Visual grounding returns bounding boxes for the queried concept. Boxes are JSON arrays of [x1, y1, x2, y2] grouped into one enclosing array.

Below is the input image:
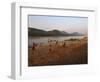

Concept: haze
[[28, 15, 88, 35]]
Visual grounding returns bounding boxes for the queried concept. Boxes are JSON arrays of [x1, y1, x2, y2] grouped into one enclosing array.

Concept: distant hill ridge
[[28, 27, 83, 36]]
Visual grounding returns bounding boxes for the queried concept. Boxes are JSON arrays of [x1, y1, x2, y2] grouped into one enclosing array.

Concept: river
[[28, 36, 85, 47]]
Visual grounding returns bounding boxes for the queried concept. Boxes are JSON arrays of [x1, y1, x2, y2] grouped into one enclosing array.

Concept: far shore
[[28, 35, 86, 38]]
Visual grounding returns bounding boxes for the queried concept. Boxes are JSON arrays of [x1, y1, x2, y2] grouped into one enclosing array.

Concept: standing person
[[32, 42, 36, 51], [62, 42, 66, 48]]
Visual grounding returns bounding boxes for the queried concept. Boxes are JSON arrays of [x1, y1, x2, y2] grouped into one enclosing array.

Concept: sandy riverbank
[[28, 37, 88, 66]]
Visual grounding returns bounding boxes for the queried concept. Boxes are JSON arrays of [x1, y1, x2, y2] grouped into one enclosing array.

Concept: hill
[[28, 27, 83, 36]]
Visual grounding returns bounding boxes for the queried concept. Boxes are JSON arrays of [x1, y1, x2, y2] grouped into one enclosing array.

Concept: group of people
[[32, 40, 67, 54]]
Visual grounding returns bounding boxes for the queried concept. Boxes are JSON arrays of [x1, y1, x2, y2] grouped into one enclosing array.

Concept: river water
[[28, 36, 85, 47]]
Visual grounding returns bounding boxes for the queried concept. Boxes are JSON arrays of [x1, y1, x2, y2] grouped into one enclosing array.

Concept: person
[[32, 42, 36, 51], [62, 42, 66, 48], [55, 40, 58, 45]]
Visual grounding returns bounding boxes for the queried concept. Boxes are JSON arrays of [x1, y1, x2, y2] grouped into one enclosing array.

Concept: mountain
[[28, 27, 83, 36], [61, 31, 69, 35], [70, 32, 83, 36], [48, 30, 63, 36], [28, 28, 48, 36]]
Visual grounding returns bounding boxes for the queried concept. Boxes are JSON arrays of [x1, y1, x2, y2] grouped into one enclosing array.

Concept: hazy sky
[[28, 15, 88, 34]]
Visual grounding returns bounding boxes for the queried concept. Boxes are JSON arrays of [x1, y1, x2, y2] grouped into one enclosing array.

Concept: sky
[[28, 15, 88, 35]]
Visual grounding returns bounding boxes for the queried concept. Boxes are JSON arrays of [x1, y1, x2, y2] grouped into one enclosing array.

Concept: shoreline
[[28, 36, 86, 47]]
